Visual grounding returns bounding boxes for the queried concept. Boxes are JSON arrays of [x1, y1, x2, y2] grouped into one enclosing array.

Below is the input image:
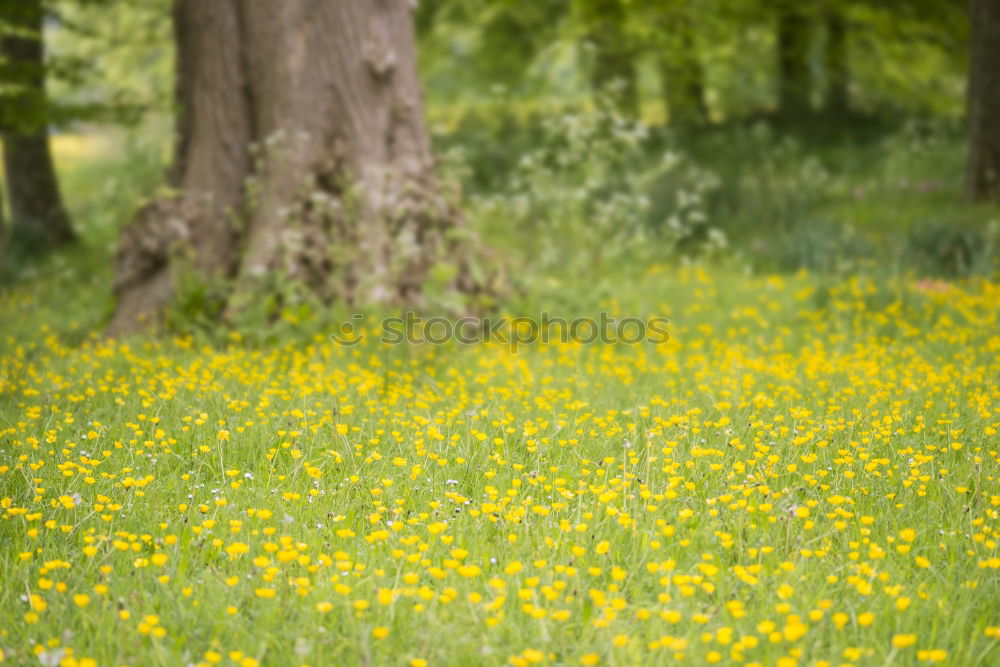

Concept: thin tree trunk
[[967, 0, 1000, 201], [824, 8, 849, 115], [0, 181, 7, 252], [586, 0, 639, 116], [776, 1, 811, 117], [110, 0, 491, 335], [0, 0, 74, 248], [659, 16, 708, 124]]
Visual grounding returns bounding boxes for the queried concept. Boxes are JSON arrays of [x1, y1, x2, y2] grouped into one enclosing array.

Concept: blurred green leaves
[[1, 0, 171, 133], [416, 0, 969, 122]]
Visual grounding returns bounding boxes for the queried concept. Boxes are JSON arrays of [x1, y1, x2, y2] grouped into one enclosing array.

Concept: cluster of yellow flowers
[[0, 268, 997, 665]]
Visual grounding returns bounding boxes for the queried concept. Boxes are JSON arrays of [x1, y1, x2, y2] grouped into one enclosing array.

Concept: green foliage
[[417, 0, 574, 101], [46, 0, 173, 126], [905, 219, 998, 279], [748, 218, 879, 275], [452, 101, 725, 294], [637, 117, 992, 277], [164, 257, 228, 335], [846, 1, 968, 116], [0, 0, 171, 134], [417, 0, 969, 122]]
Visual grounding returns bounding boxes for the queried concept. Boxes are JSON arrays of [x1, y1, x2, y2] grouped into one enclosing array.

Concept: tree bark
[[110, 0, 491, 335], [0, 0, 75, 249], [776, 1, 812, 117], [967, 0, 1000, 201], [824, 7, 849, 115]]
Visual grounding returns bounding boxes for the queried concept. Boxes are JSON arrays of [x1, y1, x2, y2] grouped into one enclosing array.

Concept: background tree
[[110, 0, 491, 334], [824, 3, 849, 115], [650, 0, 708, 124], [416, 0, 565, 97], [0, 0, 75, 249], [576, 0, 639, 115], [0, 182, 6, 248], [967, 0, 1000, 201], [775, 0, 813, 117]]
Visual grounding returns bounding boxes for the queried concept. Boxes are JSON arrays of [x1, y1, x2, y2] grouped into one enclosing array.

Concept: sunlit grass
[[0, 134, 120, 182]]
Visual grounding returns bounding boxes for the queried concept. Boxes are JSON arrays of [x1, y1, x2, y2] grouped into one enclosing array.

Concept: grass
[[1, 261, 998, 666], [0, 120, 998, 666]]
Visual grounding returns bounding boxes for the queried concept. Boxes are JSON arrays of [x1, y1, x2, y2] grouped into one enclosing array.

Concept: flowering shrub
[[461, 105, 725, 284]]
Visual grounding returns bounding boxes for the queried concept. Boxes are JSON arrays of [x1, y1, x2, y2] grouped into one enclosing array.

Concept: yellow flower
[[916, 649, 947, 662], [73, 594, 91, 608], [226, 542, 249, 558], [522, 649, 544, 663], [892, 634, 917, 648], [372, 626, 389, 639], [661, 610, 682, 623], [858, 612, 875, 627]]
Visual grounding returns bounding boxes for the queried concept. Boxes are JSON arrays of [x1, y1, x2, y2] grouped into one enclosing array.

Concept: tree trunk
[[776, 1, 812, 117], [824, 8, 849, 115], [110, 0, 492, 335], [967, 0, 1000, 201], [585, 0, 639, 116], [0, 0, 75, 249], [0, 181, 6, 252], [659, 15, 708, 125]]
